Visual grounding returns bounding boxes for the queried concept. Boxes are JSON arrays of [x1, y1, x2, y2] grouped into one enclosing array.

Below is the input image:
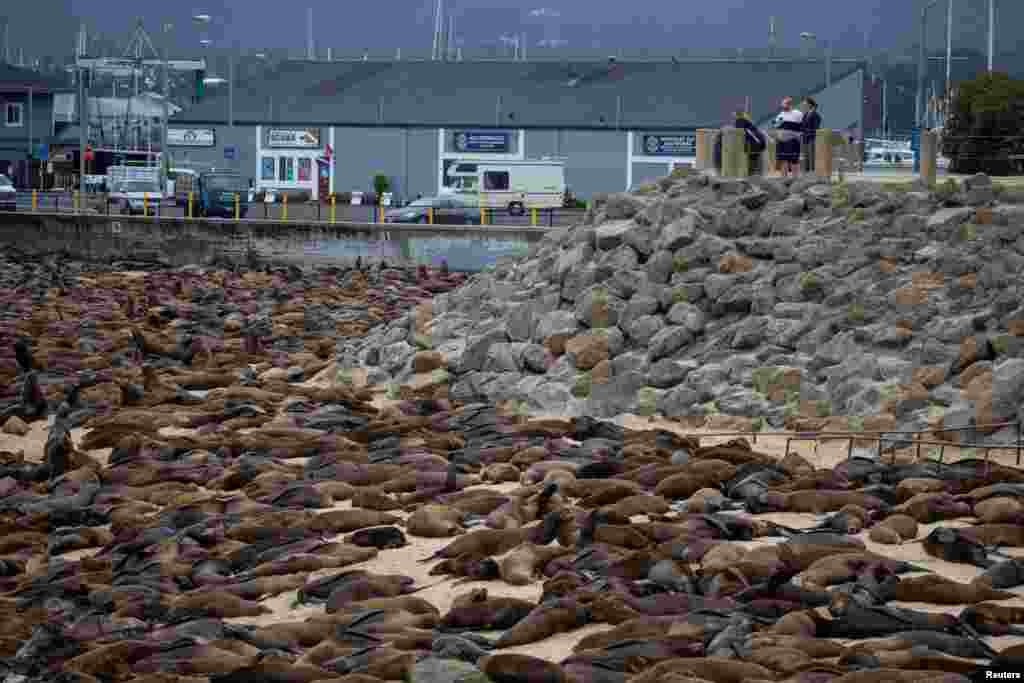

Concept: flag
[[325, 143, 333, 160]]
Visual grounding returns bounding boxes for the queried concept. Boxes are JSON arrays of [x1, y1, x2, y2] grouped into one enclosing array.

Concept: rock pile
[[350, 172, 1024, 445]]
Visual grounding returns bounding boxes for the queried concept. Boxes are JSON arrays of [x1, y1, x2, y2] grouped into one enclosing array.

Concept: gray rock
[[739, 189, 770, 211], [521, 344, 550, 374], [561, 264, 600, 302], [657, 385, 701, 418], [506, 302, 537, 342], [574, 287, 624, 328], [412, 657, 491, 683], [810, 330, 858, 371], [611, 351, 650, 378], [647, 250, 675, 285], [534, 310, 579, 345], [648, 359, 698, 389], [649, 326, 693, 361], [926, 207, 973, 232], [603, 193, 647, 220], [380, 341, 416, 374], [627, 315, 667, 346], [991, 358, 1024, 424], [595, 220, 636, 250], [484, 343, 525, 373], [620, 295, 661, 332], [731, 316, 768, 349], [605, 269, 645, 300], [703, 273, 738, 301], [586, 370, 647, 418], [598, 244, 641, 273], [460, 329, 511, 373], [666, 302, 706, 334], [658, 212, 701, 251], [556, 244, 591, 281], [622, 221, 659, 257]]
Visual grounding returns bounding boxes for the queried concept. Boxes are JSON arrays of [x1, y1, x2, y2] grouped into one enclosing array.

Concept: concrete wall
[[561, 130, 628, 197], [801, 69, 864, 138], [631, 162, 669, 189], [168, 125, 260, 186], [333, 127, 404, 198], [406, 129, 439, 200], [0, 212, 545, 269], [524, 130, 559, 159]]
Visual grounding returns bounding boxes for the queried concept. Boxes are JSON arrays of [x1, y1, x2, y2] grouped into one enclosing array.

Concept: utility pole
[[228, 51, 234, 128], [945, 0, 952, 104], [307, 8, 314, 60], [79, 64, 85, 192], [987, 0, 994, 71], [162, 23, 170, 176]]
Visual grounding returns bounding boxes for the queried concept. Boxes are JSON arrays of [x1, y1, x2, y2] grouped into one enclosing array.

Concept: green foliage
[[815, 400, 832, 418], [879, 383, 900, 403], [635, 387, 659, 417], [700, 400, 720, 416], [591, 286, 610, 304], [430, 368, 450, 386], [927, 402, 946, 420], [847, 303, 866, 324], [572, 372, 593, 399], [672, 287, 690, 304], [637, 182, 660, 194], [942, 72, 1024, 176], [373, 173, 391, 198], [386, 383, 401, 400], [751, 367, 782, 395], [670, 165, 693, 179], [414, 333, 433, 350], [992, 335, 1011, 355], [848, 416, 865, 432], [960, 448, 978, 459], [831, 183, 851, 209], [958, 223, 978, 241], [849, 207, 866, 223], [798, 272, 821, 292], [335, 367, 355, 387], [783, 395, 801, 419], [751, 416, 766, 432], [673, 255, 689, 273]]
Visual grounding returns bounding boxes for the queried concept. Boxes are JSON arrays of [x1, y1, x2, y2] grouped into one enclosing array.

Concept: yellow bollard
[[143, 192, 149, 217], [187, 192, 193, 218], [74, 190, 80, 212], [282, 193, 288, 221], [31, 190, 37, 212], [330, 194, 336, 223], [427, 207, 434, 224], [378, 206, 385, 223], [234, 193, 240, 221], [530, 207, 537, 226], [481, 206, 487, 225]]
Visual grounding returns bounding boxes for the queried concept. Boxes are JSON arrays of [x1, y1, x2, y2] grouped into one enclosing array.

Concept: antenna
[[769, 16, 776, 57], [432, 0, 444, 60], [1, 19, 8, 64], [306, 7, 314, 60]]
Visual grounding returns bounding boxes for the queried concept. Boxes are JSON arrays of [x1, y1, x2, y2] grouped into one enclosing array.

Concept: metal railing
[[1, 191, 584, 228]]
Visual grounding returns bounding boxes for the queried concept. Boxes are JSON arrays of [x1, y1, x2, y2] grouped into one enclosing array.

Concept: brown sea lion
[[627, 656, 776, 683], [406, 505, 466, 537], [975, 496, 1024, 524], [479, 653, 568, 683], [307, 508, 402, 534], [420, 528, 529, 562], [892, 574, 1016, 604], [654, 461, 738, 499], [603, 493, 671, 518], [440, 595, 536, 631], [350, 487, 402, 511], [166, 591, 272, 619], [493, 597, 591, 648], [500, 543, 573, 586], [482, 463, 521, 483]]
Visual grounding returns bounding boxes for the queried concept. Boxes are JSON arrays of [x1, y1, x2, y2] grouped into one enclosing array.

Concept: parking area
[[5, 192, 586, 227]]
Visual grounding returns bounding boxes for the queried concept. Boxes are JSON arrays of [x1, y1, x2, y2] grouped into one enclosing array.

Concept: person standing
[[773, 97, 804, 177], [801, 98, 822, 173]]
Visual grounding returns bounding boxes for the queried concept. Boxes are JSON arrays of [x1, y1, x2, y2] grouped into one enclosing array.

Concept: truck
[[107, 165, 164, 215], [441, 158, 565, 216], [195, 170, 248, 218]]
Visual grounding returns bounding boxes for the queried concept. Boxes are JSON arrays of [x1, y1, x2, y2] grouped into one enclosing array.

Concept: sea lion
[[493, 597, 591, 648], [892, 574, 1016, 604], [922, 527, 1000, 568], [420, 528, 530, 563], [407, 505, 466, 537], [346, 526, 407, 549], [429, 552, 501, 581], [500, 543, 573, 586], [350, 487, 402, 511], [440, 595, 537, 631], [479, 653, 568, 683], [974, 558, 1024, 590]]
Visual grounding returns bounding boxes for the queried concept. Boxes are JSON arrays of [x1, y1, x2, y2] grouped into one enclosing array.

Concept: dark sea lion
[[345, 526, 407, 549], [429, 552, 501, 581], [440, 596, 537, 631], [921, 527, 1000, 568], [493, 598, 591, 648]]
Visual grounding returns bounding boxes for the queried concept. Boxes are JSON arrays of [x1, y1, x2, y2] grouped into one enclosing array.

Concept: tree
[[942, 72, 1024, 175], [373, 173, 390, 202]]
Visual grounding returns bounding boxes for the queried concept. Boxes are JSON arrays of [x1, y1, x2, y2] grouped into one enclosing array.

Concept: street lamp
[[800, 32, 832, 87]]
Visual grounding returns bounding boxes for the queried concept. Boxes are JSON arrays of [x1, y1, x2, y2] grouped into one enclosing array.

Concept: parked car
[[0, 175, 15, 211], [384, 195, 481, 224], [112, 180, 164, 215], [196, 171, 248, 218]]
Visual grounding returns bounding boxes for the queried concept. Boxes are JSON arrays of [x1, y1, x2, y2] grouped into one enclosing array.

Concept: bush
[[847, 303, 866, 324], [572, 372, 593, 399], [635, 387, 658, 417], [815, 400, 832, 418], [672, 255, 689, 273], [798, 272, 820, 292], [942, 72, 1024, 176], [958, 223, 978, 241], [671, 287, 689, 304], [992, 335, 1010, 355], [751, 367, 782, 395], [849, 207, 865, 223], [848, 416, 865, 432], [373, 173, 391, 198]]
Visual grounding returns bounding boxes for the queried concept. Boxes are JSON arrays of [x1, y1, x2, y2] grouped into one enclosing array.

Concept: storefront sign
[[168, 128, 215, 147], [224, 146, 236, 160], [641, 133, 696, 156], [267, 128, 321, 148], [453, 131, 510, 153]]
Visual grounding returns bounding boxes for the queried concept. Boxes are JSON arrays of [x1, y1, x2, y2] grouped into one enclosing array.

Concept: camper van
[[442, 158, 565, 215]]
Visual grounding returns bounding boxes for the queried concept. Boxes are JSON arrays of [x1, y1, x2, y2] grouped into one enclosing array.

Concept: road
[[5, 192, 586, 228]]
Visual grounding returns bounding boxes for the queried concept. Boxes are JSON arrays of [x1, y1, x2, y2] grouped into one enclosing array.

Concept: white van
[[442, 158, 565, 215]]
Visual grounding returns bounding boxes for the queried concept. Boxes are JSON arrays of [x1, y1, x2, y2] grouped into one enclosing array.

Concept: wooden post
[[920, 129, 938, 188], [815, 128, 834, 179], [763, 138, 778, 176], [427, 207, 434, 224], [721, 127, 747, 178], [330, 194, 336, 223], [187, 191, 193, 218], [695, 129, 708, 170], [283, 193, 288, 221]]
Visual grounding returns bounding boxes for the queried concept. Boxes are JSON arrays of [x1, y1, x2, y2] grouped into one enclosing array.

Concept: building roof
[[170, 59, 863, 130], [0, 64, 72, 93]]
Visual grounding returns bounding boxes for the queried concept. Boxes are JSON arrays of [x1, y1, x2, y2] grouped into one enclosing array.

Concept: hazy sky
[[0, 0, 1008, 60]]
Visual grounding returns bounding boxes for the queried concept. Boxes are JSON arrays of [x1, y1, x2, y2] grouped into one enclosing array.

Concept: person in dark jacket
[[735, 112, 767, 175], [801, 97, 822, 173]]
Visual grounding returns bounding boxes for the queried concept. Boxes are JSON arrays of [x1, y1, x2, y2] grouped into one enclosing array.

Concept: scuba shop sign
[[266, 128, 322, 148]]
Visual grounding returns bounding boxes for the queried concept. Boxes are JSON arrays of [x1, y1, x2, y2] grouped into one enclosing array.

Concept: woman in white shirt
[[773, 97, 805, 177]]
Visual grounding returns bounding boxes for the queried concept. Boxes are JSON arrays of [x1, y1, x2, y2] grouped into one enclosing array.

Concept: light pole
[[987, 0, 994, 71], [161, 22, 171, 173], [800, 32, 831, 88]]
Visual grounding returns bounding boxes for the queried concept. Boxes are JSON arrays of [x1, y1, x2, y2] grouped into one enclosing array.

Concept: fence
[[0, 191, 585, 228]]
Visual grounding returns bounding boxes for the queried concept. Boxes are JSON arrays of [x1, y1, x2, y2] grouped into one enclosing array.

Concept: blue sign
[[453, 131, 510, 153], [224, 145, 236, 160], [36, 144, 48, 161], [911, 128, 920, 172], [642, 133, 696, 156]]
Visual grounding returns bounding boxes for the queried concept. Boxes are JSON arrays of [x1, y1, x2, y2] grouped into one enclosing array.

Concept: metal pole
[[988, 0, 994, 71], [162, 28, 169, 184], [228, 51, 234, 128], [79, 66, 86, 192], [825, 40, 831, 87], [945, 0, 952, 103], [27, 86, 32, 188], [882, 78, 888, 136], [917, 7, 926, 127]]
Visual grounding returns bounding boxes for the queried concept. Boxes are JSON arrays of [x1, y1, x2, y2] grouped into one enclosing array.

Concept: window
[[483, 171, 509, 191], [285, 157, 295, 181], [298, 158, 312, 182], [279, 157, 288, 182], [261, 157, 275, 181], [5, 103, 23, 127]]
